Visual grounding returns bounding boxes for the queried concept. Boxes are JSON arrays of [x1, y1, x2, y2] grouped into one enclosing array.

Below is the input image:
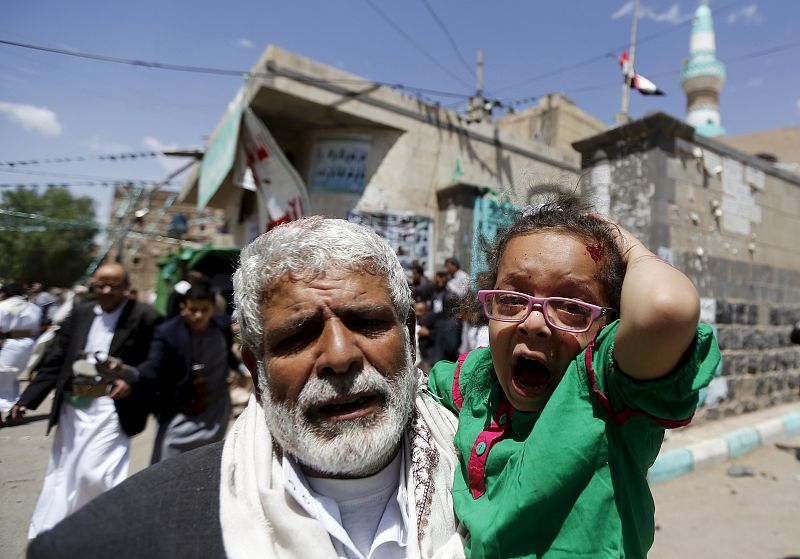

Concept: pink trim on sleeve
[[584, 339, 694, 429]]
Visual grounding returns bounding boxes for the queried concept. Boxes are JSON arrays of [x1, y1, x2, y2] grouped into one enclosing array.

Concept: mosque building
[[681, 3, 726, 137]]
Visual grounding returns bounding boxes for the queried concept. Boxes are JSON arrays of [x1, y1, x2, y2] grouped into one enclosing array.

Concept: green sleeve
[[589, 321, 721, 422], [426, 358, 459, 415]]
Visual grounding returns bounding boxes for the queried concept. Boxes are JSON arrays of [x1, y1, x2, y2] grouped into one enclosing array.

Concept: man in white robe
[[11, 263, 162, 537], [0, 282, 41, 415]]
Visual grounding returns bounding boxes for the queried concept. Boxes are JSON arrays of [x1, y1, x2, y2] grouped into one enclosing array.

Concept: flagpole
[[618, 0, 640, 123]]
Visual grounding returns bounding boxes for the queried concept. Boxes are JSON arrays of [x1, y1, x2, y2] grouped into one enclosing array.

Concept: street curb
[[647, 412, 800, 484]]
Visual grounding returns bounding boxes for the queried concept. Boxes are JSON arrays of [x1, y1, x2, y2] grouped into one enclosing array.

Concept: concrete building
[[574, 112, 800, 419], [107, 185, 227, 301], [495, 93, 608, 158], [181, 46, 601, 275], [681, 3, 726, 137], [721, 126, 800, 176]]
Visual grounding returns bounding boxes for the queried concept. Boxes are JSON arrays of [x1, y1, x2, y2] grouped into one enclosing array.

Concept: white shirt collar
[[281, 443, 409, 559], [93, 298, 128, 318]]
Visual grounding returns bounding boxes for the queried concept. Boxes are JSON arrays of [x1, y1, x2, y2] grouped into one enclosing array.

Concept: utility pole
[[466, 49, 498, 123], [476, 49, 484, 99], [616, 0, 640, 125]]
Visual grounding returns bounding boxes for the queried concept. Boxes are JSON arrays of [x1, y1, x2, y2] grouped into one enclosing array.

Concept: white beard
[[259, 348, 417, 477]]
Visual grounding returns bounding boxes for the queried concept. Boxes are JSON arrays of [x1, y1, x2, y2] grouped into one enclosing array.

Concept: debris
[[775, 443, 800, 461], [726, 465, 754, 477]]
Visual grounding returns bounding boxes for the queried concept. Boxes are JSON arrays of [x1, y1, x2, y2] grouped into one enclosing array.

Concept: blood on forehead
[[585, 242, 604, 264]]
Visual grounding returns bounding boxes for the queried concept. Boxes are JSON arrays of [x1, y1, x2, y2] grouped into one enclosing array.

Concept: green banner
[[198, 101, 243, 208]]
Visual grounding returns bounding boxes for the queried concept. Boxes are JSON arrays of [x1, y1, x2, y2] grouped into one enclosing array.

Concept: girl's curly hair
[[459, 189, 626, 321]]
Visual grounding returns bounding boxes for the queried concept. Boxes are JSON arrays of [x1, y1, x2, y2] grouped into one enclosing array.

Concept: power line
[[0, 38, 248, 77], [0, 167, 175, 184], [0, 180, 180, 189], [361, 0, 473, 89], [0, 37, 471, 102], [0, 151, 159, 168], [419, 0, 475, 81], [492, 0, 755, 95], [499, 36, 800, 108]]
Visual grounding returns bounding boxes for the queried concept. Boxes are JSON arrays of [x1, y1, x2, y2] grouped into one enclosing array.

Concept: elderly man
[[12, 263, 162, 538], [28, 218, 464, 559]]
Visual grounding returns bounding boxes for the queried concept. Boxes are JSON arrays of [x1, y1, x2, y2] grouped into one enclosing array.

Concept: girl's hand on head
[[586, 213, 648, 265]]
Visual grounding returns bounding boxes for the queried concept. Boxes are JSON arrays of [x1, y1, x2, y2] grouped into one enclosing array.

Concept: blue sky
[[1, 0, 797, 225]]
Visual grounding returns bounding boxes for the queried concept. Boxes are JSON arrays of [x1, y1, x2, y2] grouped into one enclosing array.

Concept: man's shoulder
[[157, 313, 188, 333], [126, 300, 164, 325], [28, 443, 225, 559]]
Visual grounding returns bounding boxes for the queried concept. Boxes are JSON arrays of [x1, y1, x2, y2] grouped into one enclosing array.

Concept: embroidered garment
[[219, 388, 466, 559]]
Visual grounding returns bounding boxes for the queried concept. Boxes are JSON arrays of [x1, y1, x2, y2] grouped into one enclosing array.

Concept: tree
[[0, 187, 99, 287]]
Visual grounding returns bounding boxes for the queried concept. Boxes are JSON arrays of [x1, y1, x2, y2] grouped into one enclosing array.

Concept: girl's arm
[[612, 225, 701, 381]]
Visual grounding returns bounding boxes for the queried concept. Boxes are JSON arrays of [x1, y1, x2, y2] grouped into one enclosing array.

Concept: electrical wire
[[0, 181, 180, 189], [498, 35, 800, 108], [0, 37, 472, 102], [0, 167, 175, 185], [361, 0, 473, 89], [419, 0, 475, 81], [0, 151, 159, 168], [492, 0, 757, 95]]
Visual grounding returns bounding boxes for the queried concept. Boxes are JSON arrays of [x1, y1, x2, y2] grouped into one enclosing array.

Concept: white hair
[[233, 216, 413, 356]]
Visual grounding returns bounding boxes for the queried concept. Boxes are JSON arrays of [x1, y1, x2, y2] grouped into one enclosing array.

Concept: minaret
[[681, 3, 726, 137]]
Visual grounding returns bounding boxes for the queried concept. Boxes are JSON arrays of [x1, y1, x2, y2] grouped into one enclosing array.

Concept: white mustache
[[296, 366, 390, 413]]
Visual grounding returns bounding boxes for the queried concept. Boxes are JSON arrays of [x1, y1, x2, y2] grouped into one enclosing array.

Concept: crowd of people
[[409, 258, 489, 373], [1, 189, 723, 558]]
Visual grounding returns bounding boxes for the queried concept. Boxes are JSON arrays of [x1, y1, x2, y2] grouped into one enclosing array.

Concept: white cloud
[[84, 136, 131, 153], [611, 2, 692, 24], [727, 4, 762, 24], [236, 37, 254, 49], [0, 101, 62, 137], [143, 136, 183, 172]]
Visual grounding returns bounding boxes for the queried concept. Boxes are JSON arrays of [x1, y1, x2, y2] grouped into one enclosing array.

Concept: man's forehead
[[261, 270, 394, 314], [185, 298, 213, 307], [94, 265, 126, 281]]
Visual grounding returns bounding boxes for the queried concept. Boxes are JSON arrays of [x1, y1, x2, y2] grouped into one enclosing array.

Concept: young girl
[[427, 193, 720, 558]]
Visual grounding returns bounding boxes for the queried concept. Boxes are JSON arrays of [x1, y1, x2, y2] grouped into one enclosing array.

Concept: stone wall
[[676, 253, 800, 420], [574, 113, 800, 422]]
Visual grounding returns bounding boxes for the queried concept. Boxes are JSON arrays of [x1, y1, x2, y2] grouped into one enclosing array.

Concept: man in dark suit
[[143, 283, 241, 463], [10, 262, 162, 538]]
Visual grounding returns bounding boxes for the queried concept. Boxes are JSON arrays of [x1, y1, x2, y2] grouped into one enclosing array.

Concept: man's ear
[[241, 346, 262, 403], [405, 309, 417, 364]]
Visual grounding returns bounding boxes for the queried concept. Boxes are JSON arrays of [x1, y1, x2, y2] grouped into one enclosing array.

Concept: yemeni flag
[[619, 52, 665, 96]]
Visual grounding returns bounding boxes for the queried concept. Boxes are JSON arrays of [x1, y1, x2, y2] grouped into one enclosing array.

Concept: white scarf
[[220, 391, 466, 559]]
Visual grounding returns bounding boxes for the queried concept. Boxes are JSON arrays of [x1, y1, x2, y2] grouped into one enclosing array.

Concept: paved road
[[3, 405, 799, 559], [650, 434, 800, 559], [0, 405, 158, 559]]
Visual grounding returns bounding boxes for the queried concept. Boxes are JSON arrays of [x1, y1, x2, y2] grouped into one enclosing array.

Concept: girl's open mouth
[[511, 357, 551, 397]]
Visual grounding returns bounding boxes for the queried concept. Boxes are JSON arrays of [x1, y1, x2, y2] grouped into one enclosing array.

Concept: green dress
[[427, 321, 720, 558]]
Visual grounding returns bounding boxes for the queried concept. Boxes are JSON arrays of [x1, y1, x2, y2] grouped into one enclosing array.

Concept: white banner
[[236, 108, 311, 232]]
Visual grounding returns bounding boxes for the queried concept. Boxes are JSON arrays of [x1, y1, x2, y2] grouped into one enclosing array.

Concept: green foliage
[[0, 187, 99, 287]]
